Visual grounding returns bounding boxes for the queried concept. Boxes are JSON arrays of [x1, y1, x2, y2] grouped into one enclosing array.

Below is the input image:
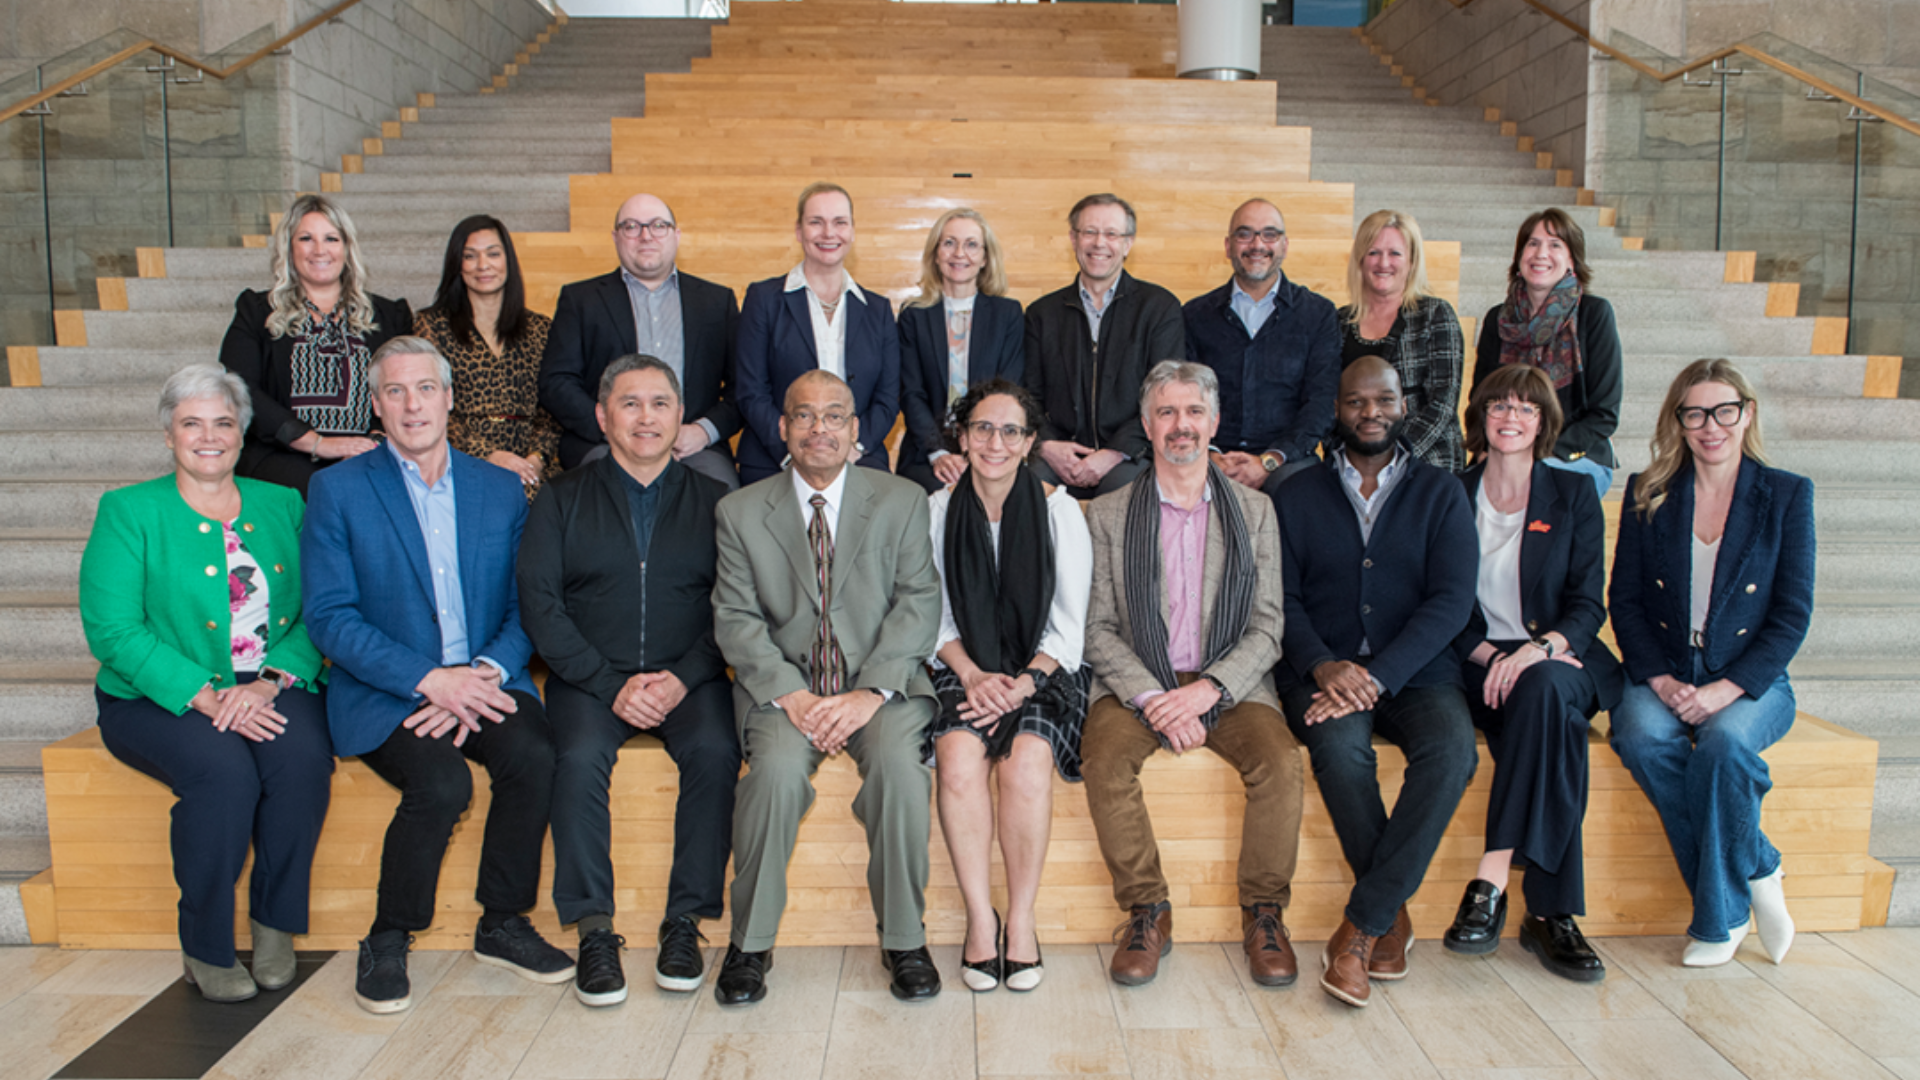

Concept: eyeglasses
[[1487, 401, 1541, 419], [1675, 400, 1748, 430], [615, 218, 676, 239], [966, 420, 1033, 443], [787, 408, 850, 431], [1231, 227, 1285, 244], [1074, 228, 1132, 244]]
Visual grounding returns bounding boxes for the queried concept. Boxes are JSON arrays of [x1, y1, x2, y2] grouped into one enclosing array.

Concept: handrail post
[[1846, 72, 1863, 356], [34, 66, 54, 346]]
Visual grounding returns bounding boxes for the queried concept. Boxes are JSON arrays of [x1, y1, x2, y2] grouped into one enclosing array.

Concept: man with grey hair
[[517, 354, 740, 1007], [541, 192, 742, 486], [1078, 360, 1302, 989], [305, 336, 572, 1015]]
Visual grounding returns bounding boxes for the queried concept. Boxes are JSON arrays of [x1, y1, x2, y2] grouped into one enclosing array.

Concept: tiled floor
[[6, 929, 1919, 1080]]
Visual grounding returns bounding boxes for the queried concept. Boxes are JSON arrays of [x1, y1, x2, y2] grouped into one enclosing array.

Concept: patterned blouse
[[1338, 294, 1466, 473], [225, 521, 270, 673], [414, 308, 560, 495], [289, 299, 373, 435]]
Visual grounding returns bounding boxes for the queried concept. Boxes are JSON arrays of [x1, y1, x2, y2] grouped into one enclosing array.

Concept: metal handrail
[[1442, 0, 1920, 138], [0, 0, 366, 125]]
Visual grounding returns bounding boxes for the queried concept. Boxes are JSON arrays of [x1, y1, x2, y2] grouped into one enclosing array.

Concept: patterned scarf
[[1495, 272, 1583, 390], [1120, 463, 1255, 733]]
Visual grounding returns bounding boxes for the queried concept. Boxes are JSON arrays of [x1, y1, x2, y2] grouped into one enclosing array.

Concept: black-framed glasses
[[615, 218, 676, 239], [787, 408, 850, 431], [966, 420, 1033, 443], [1487, 401, 1541, 419], [1675, 400, 1748, 430], [1231, 227, 1285, 244]]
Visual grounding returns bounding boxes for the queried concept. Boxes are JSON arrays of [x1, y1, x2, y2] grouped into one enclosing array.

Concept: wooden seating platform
[[25, 713, 1890, 951]]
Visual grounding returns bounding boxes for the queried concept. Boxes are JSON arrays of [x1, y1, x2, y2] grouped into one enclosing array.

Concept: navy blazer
[[1275, 449, 1479, 695], [302, 445, 536, 758], [1457, 462, 1623, 710], [1610, 457, 1815, 697], [896, 294, 1024, 469], [1183, 274, 1340, 465], [539, 269, 741, 469], [733, 275, 900, 483]]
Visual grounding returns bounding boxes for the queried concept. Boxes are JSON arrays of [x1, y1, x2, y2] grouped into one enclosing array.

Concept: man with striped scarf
[[1080, 360, 1304, 990]]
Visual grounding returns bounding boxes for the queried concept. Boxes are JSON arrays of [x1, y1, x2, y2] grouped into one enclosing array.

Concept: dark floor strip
[[54, 952, 331, 1080]]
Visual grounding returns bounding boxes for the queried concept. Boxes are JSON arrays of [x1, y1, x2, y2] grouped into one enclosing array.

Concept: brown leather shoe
[[1321, 918, 1375, 1007], [1241, 903, 1297, 987], [1368, 905, 1413, 981], [1109, 901, 1172, 986]]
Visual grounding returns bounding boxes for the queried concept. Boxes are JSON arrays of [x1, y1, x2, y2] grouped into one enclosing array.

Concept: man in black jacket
[[517, 354, 741, 1007], [1022, 193, 1186, 498], [540, 192, 741, 486], [1273, 356, 1479, 1009]]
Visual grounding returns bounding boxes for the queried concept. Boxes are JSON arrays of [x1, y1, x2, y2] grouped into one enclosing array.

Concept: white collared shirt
[[791, 463, 850, 543], [784, 265, 865, 379]]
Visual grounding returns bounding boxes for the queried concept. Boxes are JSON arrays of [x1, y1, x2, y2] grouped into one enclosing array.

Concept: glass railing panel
[[0, 63, 51, 351], [165, 25, 286, 250], [1594, 30, 1723, 254], [1851, 72, 1920, 361]]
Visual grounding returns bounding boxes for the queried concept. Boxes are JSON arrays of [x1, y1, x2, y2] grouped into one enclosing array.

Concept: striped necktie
[[807, 494, 845, 694]]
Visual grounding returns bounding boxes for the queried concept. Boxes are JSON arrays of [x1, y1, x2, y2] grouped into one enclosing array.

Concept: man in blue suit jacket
[[304, 337, 573, 1016]]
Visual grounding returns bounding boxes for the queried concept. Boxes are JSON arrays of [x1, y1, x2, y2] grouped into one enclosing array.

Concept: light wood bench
[[26, 713, 1888, 951], [639, 74, 1278, 126]]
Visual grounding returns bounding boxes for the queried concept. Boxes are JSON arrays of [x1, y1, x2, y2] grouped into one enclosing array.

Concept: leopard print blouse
[[414, 308, 561, 496]]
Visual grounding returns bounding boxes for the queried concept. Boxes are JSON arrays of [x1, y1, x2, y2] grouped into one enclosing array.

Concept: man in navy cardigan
[[1185, 199, 1340, 496], [1272, 356, 1479, 1009], [305, 338, 572, 1015]]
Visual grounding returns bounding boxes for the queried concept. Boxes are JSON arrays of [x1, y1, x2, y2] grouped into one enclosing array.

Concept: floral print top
[[225, 520, 270, 673]]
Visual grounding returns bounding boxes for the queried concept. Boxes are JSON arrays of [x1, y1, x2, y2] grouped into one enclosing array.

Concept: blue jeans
[[1544, 455, 1613, 500], [1608, 657, 1795, 943]]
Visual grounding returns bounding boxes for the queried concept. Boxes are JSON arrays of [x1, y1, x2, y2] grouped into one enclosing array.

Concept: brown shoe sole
[[1368, 936, 1413, 981], [1318, 952, 1370, 1007]]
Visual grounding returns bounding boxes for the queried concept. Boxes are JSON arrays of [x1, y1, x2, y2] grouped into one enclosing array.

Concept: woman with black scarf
[[927, 379, 1093, 995]]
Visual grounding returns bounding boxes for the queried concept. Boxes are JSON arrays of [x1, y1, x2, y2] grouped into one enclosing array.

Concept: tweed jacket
[[1082, 476, 1284, 712], [712, 464, 941, 707]]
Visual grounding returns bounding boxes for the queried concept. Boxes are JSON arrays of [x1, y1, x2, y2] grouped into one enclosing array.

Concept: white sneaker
[[1681, 919, 1750, 967], [1750, 866, 1795, 963]]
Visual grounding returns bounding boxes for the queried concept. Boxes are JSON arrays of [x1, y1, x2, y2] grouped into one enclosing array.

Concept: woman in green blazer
[[79, 364, 334, 1003]]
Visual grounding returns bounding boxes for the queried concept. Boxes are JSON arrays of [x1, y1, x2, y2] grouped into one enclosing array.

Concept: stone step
[[337, 172, 579, 197], [428, 91, 649, 112], [360, 151, 614, 175], [80, 311, 228, 350], [0, 386, 154, 430], [0, 743, 48, 839], [1326, 170, 1565, 195], [0, 481, 129, 531], [0, 677, 93, 745], [0, 431, 169, 481], [35, 348, 219, 387], [0, 597, 82, 664], [313, 208, 572, 238], [0, 535, 86, 593]]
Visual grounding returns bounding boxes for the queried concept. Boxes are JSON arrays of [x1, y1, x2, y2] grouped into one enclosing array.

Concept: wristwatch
[[257, 665, 301, 691], [1260, 451, 1285, 473], [1201, 673, 1233, 706], [1017, 667, 1052, 693], [1530, 636, 1556, 658]]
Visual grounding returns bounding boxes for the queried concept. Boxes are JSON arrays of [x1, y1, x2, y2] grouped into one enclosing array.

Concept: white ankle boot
[[1749, 867, 1795, 963], [1681, 919, 1750, 967]]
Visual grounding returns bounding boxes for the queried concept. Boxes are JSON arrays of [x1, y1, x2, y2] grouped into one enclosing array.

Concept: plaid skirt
[[925, 663, 1091, 782]]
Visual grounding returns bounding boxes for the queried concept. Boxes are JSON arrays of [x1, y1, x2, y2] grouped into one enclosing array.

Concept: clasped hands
[[193, 680, 286, 742], [1475, 639, 1583, 709], [1138, 679, 1220, 754], [405, 664, 518, 746], [1649, 673, 1745, 725], [1302, 660, 1379, 725], [613, 670, 688, 730], [1039, 440, 1123, 489], [777, 687, 883, 755], [1210, 450, 1270, 490]]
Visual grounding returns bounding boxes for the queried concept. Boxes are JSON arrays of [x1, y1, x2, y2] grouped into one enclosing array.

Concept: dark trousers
[[547, 675, 741, 926], [356, 689, 553, 934], [96, 681, 334, 966], [1463, 648, 1601, 918], [1283, 680, 1478, 937], [1028, 454, 1149, 500]]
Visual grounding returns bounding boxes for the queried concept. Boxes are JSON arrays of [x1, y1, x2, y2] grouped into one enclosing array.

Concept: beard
[[1157, 430, 1208, 466], [1333, 415, 1406, 457]]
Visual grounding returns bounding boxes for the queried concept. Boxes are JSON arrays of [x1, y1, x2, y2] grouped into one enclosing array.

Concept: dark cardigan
[[1022, 270, 1185, 460], [1609, 457, 1816, 697], [1475, 293, 1623, 468], [1275, 449, 1479, 695]]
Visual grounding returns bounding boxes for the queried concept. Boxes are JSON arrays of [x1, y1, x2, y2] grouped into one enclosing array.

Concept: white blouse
[[1475, 487, 1528, 642], [926, 485, 1093, 671]]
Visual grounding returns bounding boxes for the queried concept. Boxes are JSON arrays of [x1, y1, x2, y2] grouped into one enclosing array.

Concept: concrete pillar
[[1177, 0, 1261, 81]]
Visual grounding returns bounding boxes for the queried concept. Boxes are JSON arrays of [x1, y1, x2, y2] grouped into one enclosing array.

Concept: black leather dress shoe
[[714, 945, 772, 1005], [1520, 914, 1606, 983], [881, 946, 943, 1002], [1443, 879, 1507, 955]]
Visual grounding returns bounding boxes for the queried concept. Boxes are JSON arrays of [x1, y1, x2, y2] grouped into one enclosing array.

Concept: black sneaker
[[474, 915, 576, 984], [575, 928, 628, 1007], [354, 930, 413, 1014], [656, 915, 707, 991]]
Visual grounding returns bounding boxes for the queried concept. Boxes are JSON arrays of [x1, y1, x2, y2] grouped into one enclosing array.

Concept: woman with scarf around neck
[[1474, 208, 1623, 499], [925, 379, 1093, 994]]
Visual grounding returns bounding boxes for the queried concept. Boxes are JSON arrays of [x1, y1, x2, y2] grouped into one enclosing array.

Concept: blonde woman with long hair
[[1608, 358, 1814, 968], [1339, 209, 1466, 470], [897, 208, 1025, 492], [218, 194, 412, 495]]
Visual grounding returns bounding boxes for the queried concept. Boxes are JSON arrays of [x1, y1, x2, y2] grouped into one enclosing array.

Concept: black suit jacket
[[1456, 461, 1623, 709], [540, 269, 741, 469], [896, 294, 1024, 470], [515, 454, 730, 706], [218, 288, 413, 462], [1275, 449, 1479, 695]]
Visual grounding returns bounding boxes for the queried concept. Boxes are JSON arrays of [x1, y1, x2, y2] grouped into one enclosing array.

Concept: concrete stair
[[0, 16, 719, 941]]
